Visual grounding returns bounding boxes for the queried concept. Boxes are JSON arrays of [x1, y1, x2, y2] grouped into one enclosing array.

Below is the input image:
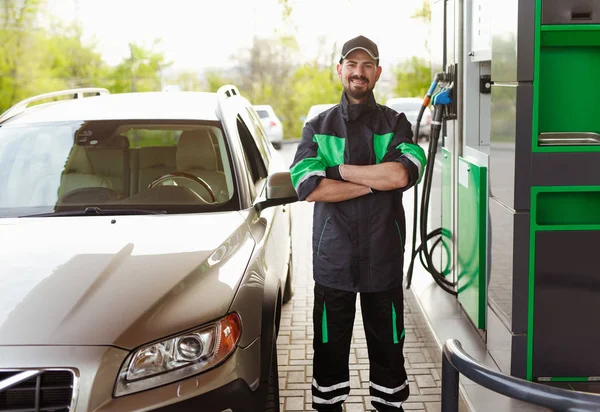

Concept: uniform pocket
[[394, 220, 404, 249], [316, 217, 331, 256]]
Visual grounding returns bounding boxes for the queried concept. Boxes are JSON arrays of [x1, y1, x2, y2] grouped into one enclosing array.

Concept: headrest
[[64, 145, 94, 174], [138, 146, 177, 168], [176, 129, 217, 171]]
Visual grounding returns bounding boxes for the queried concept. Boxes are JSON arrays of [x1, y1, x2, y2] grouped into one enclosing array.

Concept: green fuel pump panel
[[431, 0, 600, 386]]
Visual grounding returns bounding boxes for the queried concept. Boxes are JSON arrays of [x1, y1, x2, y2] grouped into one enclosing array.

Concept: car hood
[[0, 212, 255, 349]]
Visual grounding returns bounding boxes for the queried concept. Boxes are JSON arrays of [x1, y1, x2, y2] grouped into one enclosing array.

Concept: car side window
[[245, 107, 272, 165], [236, 115, 267, 184]]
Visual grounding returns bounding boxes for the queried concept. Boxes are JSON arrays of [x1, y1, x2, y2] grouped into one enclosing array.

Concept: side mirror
[[256, 171, 298, 212]]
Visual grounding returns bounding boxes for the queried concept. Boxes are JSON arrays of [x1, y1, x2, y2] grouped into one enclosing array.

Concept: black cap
[[339, 35, 379, 63]]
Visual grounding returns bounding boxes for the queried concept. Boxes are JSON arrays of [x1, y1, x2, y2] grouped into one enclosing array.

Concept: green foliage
[[0, 1, 172, 113], [107, 42, 171, 94], [411, 0, 431, 22], [0, 0, 432, 141], [204, 69, 233, 92], [287, 62, 342, 137], [391, 57, 431, 98]]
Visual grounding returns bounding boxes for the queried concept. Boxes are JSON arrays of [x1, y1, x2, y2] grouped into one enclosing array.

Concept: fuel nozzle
[[432, 83, 454, 124], [420, 72, 447, 108]]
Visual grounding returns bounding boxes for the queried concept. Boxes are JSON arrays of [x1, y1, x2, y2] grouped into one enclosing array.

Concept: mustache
[[349, 76, 369, 83]]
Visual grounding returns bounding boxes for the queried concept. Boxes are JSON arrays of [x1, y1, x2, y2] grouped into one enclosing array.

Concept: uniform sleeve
[[289, 123, 326, 201], [381, 112, 427, 191]]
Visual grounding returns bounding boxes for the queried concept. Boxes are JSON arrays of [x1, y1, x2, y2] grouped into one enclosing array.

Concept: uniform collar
[[340, 91, 378, 122]]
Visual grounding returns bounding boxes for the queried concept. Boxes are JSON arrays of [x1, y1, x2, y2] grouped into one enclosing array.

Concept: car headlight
[[114, 313, 242, 397]]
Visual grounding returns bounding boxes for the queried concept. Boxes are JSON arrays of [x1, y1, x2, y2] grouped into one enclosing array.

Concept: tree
[[42, 22, 108, 89], [203, 69, 233, 92], [411, 0, 431, 22], [108, 41, 172, 94], [0, 0, 45, 112], [411, 0, 432, 56], [286, 62, 342, 137], [169, 70, 204, 92], [391, 57, 431, 98], [233, 35, 300, 136]]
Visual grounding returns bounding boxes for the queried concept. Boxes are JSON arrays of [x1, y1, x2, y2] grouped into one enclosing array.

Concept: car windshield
[[0, 120, 238, 218]]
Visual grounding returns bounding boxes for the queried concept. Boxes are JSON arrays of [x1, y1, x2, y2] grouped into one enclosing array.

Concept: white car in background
[[253, 105, 284, 149], [385, 97, 432, 141], [303, 103, 336, 127]]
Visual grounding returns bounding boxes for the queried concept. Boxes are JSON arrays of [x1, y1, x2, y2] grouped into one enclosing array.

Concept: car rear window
[[256, 110, 270, 119]]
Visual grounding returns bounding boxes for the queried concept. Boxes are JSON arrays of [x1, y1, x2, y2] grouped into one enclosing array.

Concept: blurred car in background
[[302, 103, 336, 128], [253, 104, 284, 149], [385, 97, 431, 141]]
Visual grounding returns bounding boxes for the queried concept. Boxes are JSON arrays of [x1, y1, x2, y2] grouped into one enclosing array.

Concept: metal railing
[[442, 339, 600, 412]]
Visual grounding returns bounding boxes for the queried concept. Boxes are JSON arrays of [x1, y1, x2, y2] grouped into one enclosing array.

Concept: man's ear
[[375, 65, 383, 82], [336, 63, 343, 79]]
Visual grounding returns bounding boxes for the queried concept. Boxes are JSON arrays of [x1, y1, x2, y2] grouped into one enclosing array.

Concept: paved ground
[[277, 163, 443, 412]]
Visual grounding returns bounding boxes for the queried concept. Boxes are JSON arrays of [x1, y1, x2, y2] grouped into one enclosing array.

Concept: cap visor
[[340, 47, 379, 61]]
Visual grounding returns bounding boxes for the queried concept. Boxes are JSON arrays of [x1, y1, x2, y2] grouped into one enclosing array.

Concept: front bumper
[[0, 337, 261, 411], [153, 378, 260, 412]]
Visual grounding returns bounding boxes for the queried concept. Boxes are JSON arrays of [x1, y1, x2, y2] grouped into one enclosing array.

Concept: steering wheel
[[60, 187, 125, 204], [148, 172, 216, 203]]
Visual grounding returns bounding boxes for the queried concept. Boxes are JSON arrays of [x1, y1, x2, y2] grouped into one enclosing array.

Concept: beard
[[344, 78, 373, 101]]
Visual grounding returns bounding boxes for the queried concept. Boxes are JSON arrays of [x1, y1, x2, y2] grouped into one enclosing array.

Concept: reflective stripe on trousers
[[312, 283, 409, 411]]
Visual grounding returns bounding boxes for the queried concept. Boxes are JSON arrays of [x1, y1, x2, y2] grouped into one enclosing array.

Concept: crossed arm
[[305, 162, 409, 203]]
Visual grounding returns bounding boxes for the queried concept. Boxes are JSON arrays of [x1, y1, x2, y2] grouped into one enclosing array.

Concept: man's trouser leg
[[361, 286, 409, 412], [312, 283, 356, 411]]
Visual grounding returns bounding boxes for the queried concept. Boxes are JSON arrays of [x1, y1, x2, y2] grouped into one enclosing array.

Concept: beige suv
[[0, 86, 297, 411]]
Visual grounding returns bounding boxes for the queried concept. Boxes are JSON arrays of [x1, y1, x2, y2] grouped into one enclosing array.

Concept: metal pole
[[441, 351, 459, 412]]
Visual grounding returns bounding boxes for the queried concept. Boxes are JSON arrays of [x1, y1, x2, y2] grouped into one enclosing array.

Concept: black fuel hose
[[406, 105, 457, 295]]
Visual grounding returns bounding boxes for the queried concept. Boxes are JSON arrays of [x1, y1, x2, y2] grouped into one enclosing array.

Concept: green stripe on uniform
[[290, 157, 325, 189], [392, 302, 401, 344], [314, 134, 345, 167], [289, 134, 345, 190], [373, 133, 394, 164], [395, 220, 403, 248], [396, 142, 427, 182], [322, 302, 329, 343]]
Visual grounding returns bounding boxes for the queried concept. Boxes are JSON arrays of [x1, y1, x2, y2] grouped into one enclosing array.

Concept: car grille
[[0, 370, 75, 411]]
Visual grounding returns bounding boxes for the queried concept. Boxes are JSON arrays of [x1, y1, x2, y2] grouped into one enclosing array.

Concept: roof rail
[[0, 87, 110, 123], [216, 84, 242, 123], [217, 84, 240, 98]]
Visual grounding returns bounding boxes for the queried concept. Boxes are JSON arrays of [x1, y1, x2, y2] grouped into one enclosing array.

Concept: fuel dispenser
[[413, 0, 600, 388]]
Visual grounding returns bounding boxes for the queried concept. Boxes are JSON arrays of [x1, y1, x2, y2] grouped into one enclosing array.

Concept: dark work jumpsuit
[[289, 92, 427, 411]]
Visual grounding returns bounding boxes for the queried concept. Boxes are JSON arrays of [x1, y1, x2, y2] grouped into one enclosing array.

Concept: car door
[[244, 107, 291, 280], [233, 112, 289, 293]]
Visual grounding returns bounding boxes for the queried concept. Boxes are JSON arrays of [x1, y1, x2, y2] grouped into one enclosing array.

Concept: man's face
[[337, 49, 382, 102]]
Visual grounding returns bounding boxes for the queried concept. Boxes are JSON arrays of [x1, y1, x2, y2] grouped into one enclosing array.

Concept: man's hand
[[339, 162, 409, 191]]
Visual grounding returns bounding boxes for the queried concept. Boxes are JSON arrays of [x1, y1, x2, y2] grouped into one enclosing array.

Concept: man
[[289, 35, 426, 412]]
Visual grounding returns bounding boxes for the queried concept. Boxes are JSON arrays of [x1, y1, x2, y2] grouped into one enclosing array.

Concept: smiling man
[[289, 35, 427, 412]]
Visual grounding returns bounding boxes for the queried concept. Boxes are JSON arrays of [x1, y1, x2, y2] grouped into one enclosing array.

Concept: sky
[[45, 0, 430, 72]]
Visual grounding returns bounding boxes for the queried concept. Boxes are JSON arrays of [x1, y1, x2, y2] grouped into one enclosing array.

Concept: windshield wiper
[[20, 207, 167, 217]]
